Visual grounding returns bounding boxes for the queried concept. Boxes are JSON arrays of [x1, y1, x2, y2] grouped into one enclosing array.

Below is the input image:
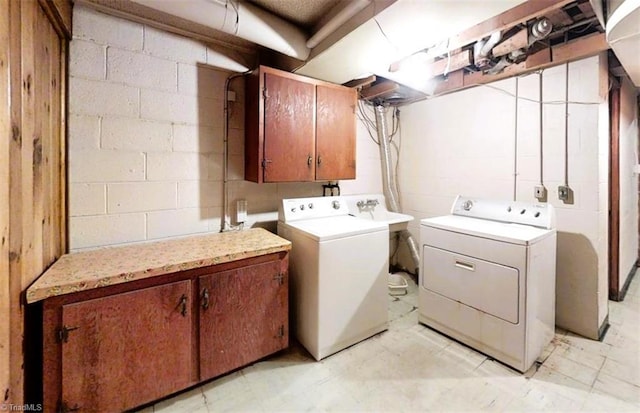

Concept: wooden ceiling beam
[[577, 2, 596, 18], [359, 80, 399, 100], [430, 32, 607, 98], [429, 50, 473, 77], [389, 0, 577, 76], [343, 75, 376, 89], [447, 0, 576, 51]]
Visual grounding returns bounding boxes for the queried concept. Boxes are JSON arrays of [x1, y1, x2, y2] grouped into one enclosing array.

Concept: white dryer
[[278, 196, 389, 360], [419, 196, 557, 372]]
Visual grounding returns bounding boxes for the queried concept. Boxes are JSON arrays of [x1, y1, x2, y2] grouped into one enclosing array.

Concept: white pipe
[[480, 31, 502, 56], [306, 0, 370, 48], [130, 0, 310, 60], [374, 105, 420, 274]]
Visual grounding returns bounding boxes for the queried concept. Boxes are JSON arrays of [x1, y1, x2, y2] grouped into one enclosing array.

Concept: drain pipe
[[374, 105, 420, 274]]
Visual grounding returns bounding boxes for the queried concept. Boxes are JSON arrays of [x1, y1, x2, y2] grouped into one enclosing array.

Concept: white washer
[[419, 195, 557, 372], [278, 196, 389, 360]]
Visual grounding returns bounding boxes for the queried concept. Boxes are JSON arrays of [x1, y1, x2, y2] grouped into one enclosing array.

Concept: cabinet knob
[[317, 156, 322, 167], [307, 155, 313, 167]]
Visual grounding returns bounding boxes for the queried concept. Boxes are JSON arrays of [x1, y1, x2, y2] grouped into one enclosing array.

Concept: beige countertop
[[27, 228, 291, 303]]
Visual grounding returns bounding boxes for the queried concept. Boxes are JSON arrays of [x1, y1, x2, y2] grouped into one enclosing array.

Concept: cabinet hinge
[[277, 325, 285, 339], [58, 400, 81, 413], [261, 159, 272, 169], [273, 272, 285, 285], [262, 88, 269, 100], [57, 325, 79, 343]]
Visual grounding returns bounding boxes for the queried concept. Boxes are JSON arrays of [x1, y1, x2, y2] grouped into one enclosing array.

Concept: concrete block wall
[[68, 5, 324, 250], [399, 55, 611, 339]]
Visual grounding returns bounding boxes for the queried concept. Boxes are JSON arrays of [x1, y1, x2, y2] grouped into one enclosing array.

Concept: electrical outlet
[[558, 185, 574, 204], [558, 185, 569, 200], [236, 199, 247, 223], [534, 185, 547, 201]]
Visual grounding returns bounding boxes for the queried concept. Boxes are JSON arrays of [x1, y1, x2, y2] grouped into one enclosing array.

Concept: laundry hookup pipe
[[374, 105, 420, 274]]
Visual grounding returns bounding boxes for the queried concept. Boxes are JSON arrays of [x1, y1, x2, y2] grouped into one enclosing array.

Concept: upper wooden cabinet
[[316, 84, 357, 181], [245, 66, 357, 183]]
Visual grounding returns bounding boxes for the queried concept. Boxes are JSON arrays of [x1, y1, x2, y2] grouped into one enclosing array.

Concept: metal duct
[[306, 0, 371, 48], [130, 0, 310, 60], [373, 105, 420, 274]]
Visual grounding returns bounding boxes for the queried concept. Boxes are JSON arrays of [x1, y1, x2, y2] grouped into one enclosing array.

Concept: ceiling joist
[[433, 32, 607, 97], [447, 0, 576, 52], [382, 0, 606, 102]]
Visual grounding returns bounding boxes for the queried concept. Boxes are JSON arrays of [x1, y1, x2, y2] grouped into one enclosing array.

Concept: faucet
[[357, 199, 379, 208]]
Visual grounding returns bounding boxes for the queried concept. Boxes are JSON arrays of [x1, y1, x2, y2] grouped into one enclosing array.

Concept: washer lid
[[421, 215, 555, 245], [284, 216, 388, 241]]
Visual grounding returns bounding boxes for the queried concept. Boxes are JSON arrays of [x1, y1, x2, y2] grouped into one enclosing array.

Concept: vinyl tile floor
[[137, 272, 640, 412]]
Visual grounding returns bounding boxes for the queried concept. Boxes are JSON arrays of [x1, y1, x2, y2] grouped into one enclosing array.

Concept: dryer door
[[423, 245, 520, 324]]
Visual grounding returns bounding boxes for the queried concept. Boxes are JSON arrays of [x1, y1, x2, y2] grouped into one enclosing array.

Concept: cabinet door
[[199, 259, 288, 380], [316, 84, 357, 180], [59, 281, 193, 412], [263, 72, 315, 182]]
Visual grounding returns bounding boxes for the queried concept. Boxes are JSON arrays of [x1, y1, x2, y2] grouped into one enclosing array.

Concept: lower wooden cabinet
[[59, 281, 193, 412], [41, 252, 288, 413], [199, 260, 288, 380]]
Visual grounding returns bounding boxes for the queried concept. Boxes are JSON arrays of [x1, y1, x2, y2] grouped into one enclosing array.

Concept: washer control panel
[[279, 196, 349, 222], [451, 195, 555, 229]]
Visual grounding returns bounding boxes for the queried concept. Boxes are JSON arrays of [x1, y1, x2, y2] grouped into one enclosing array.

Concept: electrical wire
[[513, 77, 519, 201], [221, 70, 250, 232], [357, 99, 380, 145], [392, 108, 402, 196], [479, 82, 600, 105], [374, 17, 395, 51], [563, 62, 570, 187], [539, 71, 544, 187], [230, 0, 239, 35]]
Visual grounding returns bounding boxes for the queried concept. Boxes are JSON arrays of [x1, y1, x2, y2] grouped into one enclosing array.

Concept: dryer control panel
[[451, 195, 556, 229]]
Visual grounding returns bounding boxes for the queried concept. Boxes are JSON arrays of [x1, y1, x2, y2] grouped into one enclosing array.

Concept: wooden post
[[609, 85, 620, 301], [0, 0, 12, 404], [0, 0, 70, 406]]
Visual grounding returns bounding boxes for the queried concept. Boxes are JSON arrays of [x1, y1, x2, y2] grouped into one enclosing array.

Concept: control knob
[[331, 200, 340, 210]]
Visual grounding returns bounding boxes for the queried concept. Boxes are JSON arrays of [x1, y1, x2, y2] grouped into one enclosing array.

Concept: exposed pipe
[[306, 0, 371, 48], [375, 105, 401, 212], [373, 105, 420, 274], [538, 71, 544, 187], [474, 31, 502, 68], [130, 0, 310, 60], [221, 71, 248, 232], [513, 77, 519, 201], [563, 62, 569, 187]]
